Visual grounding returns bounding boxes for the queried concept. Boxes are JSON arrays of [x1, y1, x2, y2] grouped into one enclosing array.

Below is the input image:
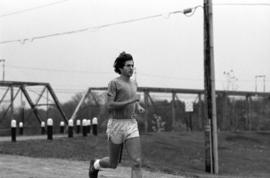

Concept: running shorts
[[106, 118, 140, 144]]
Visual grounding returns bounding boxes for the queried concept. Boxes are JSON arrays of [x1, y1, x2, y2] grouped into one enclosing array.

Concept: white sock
[[94, 159, 101, 170]]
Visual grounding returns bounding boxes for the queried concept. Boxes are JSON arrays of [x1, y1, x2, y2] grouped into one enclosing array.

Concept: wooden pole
[[198, 94, 203, 130], [204, 119, 212, 172], [204, 0, 219, 174], [144, 91, 149, 133], [247, 96, 252, 130], [171, 92, 176, 130], [222, 93, 227, 130]]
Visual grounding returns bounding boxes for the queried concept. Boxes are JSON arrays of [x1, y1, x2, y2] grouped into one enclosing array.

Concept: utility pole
[[255, 75, 266, 92], [171, 92, 176, 130], [0, 59, 5, 80], [203, 0, 219, 174], [223, 70, 238, 91]]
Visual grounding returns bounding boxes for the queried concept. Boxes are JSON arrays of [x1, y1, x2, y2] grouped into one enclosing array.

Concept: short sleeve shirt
[[107, 77, 137, 119]]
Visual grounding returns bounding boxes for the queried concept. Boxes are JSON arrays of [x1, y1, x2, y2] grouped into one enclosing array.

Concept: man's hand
[[137, 104, 145, 114]]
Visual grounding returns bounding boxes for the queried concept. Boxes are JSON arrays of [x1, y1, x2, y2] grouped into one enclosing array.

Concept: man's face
[[120, 60, 134, 78]]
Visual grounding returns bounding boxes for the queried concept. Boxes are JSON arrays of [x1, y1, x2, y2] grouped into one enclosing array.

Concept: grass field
[[0, 131, 270, 178]]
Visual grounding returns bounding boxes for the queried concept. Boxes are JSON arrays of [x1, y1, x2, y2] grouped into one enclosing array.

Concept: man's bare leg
[[125, 137, 142, 178], [99, 139, 122, 169]]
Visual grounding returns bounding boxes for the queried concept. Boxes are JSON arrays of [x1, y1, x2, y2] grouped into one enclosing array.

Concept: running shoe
[[89, 160, 99, 178]]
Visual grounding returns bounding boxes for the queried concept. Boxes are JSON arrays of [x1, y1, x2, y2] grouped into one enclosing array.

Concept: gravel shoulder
[[0, 154, 182, 178]]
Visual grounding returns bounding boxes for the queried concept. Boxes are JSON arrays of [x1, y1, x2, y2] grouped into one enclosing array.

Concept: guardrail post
[[41, 121, 46, 135], [82, 119, 88, 137], [87, 119, 91, 134], [68, 119, 74, 138], [11, 119, 17, 142], [76, 119, 81, 134], [60, 121, 65, 134], [92, 117, 98, 136], [47, 118, 53, 140], [19, 122, 24, 135]]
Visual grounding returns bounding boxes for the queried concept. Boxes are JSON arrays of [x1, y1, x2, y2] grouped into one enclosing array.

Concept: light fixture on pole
[[223, 70, 238, 91], [0, 59, 5, 80], [255, 75, 266, 92]]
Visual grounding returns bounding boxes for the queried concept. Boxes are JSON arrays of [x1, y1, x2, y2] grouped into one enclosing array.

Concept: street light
[[223, 70, 238, 91], [0, 59, 5, 80], [255, 75, 266, 92]]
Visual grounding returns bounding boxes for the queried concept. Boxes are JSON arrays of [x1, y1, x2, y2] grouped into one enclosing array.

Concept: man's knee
[[109, 160, 118, 169]]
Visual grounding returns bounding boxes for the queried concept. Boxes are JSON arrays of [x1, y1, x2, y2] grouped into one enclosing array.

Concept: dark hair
[[113, 51, 133, 74]]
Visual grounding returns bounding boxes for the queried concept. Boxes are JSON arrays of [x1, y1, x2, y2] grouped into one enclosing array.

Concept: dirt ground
[[0, 154, 182, 178], [0, 154, 256, 178]]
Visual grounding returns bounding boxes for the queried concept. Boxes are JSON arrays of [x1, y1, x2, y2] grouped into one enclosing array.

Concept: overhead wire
[[0, 5, 201, 45], [139, 72, 203, 81], [213, 3, 270, 7], [1, 2, 270, 45], [6, 64, 111, 74], [6, 64, 263, 87], [0, 0, 70, 18], [140, 72, 241, 84]]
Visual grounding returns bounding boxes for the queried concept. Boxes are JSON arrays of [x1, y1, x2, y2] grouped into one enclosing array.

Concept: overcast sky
[[0, 0, 270, 102]]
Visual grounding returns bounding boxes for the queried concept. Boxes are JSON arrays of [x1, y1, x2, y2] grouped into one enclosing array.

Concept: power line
[[213, 3, 270, 7], [0, 6, 200, 45], [6, 64, 111, 74], [8, 64, 268, 84], [139, 72, 203, 81], [139, 72, 269, 85], [1, 2, 269, 45], [0, 0, 70, 18]]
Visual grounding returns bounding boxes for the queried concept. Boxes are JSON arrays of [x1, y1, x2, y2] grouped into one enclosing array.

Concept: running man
[[89, 51, 145, 178]]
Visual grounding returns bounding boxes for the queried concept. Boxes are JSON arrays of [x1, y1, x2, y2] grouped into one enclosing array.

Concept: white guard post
[[60, 121, 65, 134], [41, 121, 46, 135], [68, 119, 74, 138], [87, 119, 91, 134], [11, 119, 17, 142], [76, 119, 81, 134], [82, 119, 88, 137], [92, 117, 98, 136], [47, 118, 53, 140], [19, 122, 24, 135]]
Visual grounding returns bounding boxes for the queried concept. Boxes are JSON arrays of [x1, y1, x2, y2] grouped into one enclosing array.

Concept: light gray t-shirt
[[107, 77, 137, 119]]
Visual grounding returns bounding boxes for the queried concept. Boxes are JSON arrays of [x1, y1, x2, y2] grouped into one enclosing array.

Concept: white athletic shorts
[[106, 118, 140, 144]]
